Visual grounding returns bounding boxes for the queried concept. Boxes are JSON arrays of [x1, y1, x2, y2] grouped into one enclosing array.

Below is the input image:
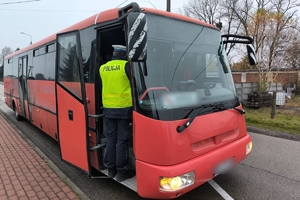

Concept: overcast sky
[[0, 0, 187, 51]]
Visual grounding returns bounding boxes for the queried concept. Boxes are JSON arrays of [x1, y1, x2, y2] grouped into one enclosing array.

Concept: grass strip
[[244, 106, 300, 135]]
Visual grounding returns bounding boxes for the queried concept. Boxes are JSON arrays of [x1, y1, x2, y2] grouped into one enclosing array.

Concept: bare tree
[[238, 0, 299, 69], [0, 46, 14, 65], [219, 0, 253, 57], [183, 0, 221, 25], [221, 0, 300, 70], [266, 0, 300, 69], [183, 0, 243, 57], [281, 29, 300, 69]]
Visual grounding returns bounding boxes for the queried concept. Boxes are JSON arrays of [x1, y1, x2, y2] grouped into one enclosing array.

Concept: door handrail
[[88, 114, 104, 119]]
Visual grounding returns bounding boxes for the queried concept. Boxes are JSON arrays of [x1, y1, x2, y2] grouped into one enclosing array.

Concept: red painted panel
[[136, 134, 251, 199], [15, 98, 21, 114], [85, 83, 99, 170], [27, 80, 56, 113], [4, 77, 19, 100], [46, 112, 58, 140], [56, 85, 89, 172], [133, 107, 248, 165], [89, 147, 100, 171], [23, 100, 29, 120], [85, 83, 96, 128], [30, 105, 49, 134], [5, 78, 59, 141]]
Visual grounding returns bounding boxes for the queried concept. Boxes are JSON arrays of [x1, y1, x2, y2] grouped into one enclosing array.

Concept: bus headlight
[[246, 141, 252, 155], [159, 171, 195, 191]]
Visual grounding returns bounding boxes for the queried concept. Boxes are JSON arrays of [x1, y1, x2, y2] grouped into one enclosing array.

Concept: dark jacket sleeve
[[125, 62, 131, 80]]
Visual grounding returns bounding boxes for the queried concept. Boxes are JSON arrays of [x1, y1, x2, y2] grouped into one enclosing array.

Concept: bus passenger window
[[46, 43, 55, 53], [33, 49, 39, 57], [39, 47, 46, 55]]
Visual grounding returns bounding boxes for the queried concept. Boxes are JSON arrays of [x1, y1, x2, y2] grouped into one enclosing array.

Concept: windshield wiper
[[177, 106, 204, 133], [177, 103, 245, 133], [233, 107, 245, 114], [232, 98, 245, 115], [177, 103, 225, 133]]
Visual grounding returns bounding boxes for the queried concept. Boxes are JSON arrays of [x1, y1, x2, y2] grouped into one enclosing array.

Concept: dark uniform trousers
[[104, 117, 132, 172]]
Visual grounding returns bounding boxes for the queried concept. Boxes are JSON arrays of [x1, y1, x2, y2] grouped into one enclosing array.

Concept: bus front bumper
[[135, 134, 252, 199]]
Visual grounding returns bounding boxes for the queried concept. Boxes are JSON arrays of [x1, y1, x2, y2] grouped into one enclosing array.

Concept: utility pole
[[166, 0, 171, 12]]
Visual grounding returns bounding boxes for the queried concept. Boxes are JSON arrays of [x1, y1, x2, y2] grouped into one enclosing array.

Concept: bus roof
[[5, 6, 217, 60]]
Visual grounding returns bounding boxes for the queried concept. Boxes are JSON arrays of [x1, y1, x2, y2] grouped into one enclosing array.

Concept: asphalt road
[[1, 83, 300, 200]]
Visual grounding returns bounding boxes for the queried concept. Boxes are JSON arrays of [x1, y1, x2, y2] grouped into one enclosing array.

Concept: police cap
[[112, 45, 127, 53]]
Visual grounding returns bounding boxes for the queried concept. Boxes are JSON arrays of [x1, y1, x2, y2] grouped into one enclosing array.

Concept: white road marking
[[208, 180, 234, 200]]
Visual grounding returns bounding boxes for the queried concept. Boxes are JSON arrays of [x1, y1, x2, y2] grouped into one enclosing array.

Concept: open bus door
[[18, 56, 29, 120], [55, 30, 91, 174]]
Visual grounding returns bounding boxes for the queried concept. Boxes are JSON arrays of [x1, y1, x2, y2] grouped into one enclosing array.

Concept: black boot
[[116, 170, 135, 182], [108, 168, 117, 178]]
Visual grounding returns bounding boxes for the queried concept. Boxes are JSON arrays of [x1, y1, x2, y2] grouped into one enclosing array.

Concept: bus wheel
[[13, 102, 22, 121]]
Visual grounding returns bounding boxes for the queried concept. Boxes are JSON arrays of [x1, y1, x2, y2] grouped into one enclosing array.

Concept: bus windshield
[[132, 14, 238, 120]]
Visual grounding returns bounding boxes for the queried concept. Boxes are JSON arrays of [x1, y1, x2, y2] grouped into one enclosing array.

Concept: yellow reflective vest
[[99, 60, 132, 108]]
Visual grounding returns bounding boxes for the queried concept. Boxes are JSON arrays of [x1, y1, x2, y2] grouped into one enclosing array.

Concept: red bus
[[3, 2, 255, 199]]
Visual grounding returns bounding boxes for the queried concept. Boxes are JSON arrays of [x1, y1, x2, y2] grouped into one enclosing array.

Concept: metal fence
[[235, 82, 283, 103]]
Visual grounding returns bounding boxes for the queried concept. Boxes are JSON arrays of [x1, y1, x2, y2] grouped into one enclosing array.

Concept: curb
[[247, 126, 300, 142], [0, 107, 91, 200]]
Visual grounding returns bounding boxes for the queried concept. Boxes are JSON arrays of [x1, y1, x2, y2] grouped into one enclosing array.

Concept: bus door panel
[[55, 31, 91, 174], [18, 56, 29, 119]]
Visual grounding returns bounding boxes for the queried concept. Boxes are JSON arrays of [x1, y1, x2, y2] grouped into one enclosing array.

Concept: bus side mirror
[[126, 12, 147, 62], [247, 44, 257, 65]]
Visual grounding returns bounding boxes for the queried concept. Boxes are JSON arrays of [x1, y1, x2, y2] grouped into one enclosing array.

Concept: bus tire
[[13, 102, 22, 121]]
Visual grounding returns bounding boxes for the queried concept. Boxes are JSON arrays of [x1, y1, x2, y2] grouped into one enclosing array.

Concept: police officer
[[99, 45, 135, 182]]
